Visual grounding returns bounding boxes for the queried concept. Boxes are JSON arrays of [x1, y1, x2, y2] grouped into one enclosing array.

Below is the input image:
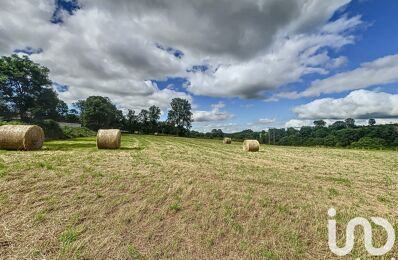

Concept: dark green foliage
[[345, 118, 356, 128], [210, 129, 224, 138], [323, 135, 337, 147], [148, 105, 161, 133], [351, 137, 386, 149], [167, 98, 193, 136], [335, 128, 362, 147], [368, 118, 376, 126], [313, 120, 326, 128], [62, 126, 96, 139], [256, 122, 398, 149], [198, 119, 398, 149], [124, 109, 139, 134], [65, 113, 80, 123], [138, 109, 149, 133], [330, 121, 346, 130], [0, 55, 63, 121], [35, 120, 66, 140], [80, 96, 123, 131]]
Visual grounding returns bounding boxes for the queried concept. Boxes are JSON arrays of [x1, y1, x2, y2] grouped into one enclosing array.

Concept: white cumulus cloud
[[293, 90, 398, 119], [0, 0, 361, 109], [301, 54, 398, 97], [193, 102, 234, 122]]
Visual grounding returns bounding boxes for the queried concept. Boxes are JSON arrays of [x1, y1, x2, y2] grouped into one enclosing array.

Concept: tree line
[[265, 119, 398, 149], [75, 96, 193, 135], [193, 119, 398, 149], [0, 54, 193, 136]]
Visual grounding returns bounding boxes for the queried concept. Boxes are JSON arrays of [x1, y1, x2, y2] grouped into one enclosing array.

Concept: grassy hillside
[[1, 135, 398, 259]]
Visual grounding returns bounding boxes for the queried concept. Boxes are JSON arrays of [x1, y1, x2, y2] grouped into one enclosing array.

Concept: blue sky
[[1, 0, 398, 132]]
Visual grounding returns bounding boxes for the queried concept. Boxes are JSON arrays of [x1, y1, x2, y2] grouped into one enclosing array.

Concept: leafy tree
[[0, 54, 61, 121], [259, 130, 267, 144], [148, 105, 161, 123], [64, 108, 80, 123], [330, 121, 346, 130], [286, 127, 298, 136], [345, 118, 356, 128], [0, 99, 11, 120], [65, 113, 80, 123], [80, 96, 121, 131], [56, 100, 69, 120], [313, 120, 326, 128], [167, 98, 192, 136], [335, 128, 361, 147], [124, 109, 139, 133], [323, 135, 337, 147], [148, 105, 161, 132], [210, 129, 224, 138], [73, 100, 86, 115], [368, 118, 376, 126], [138, 109, 149, 133], [314, 127, 330, 138], [299, 126, 313, 138], [351, 137, 386, 149]]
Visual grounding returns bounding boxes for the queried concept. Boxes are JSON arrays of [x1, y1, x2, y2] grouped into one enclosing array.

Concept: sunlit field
[[1, 135, 398, 259]]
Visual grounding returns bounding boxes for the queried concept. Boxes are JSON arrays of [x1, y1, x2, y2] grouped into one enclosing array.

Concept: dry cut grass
[[1, 135, 398, 259]]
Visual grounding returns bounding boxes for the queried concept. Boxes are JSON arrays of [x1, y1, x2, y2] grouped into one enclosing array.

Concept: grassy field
[[1, 135, 398, 259]]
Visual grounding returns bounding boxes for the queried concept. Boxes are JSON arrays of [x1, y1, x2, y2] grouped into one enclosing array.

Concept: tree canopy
[[167, 98, 193, 135], [0, 54, 64, 121], [80, 96, 123, 131]]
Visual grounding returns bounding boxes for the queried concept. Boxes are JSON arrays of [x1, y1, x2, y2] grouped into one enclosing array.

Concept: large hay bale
[[243, 140, 260, 152], [223, 137, 232, 144], [134, 131, 139, 134], [97, 129, 121, 149], [0, 125, 44, 150]]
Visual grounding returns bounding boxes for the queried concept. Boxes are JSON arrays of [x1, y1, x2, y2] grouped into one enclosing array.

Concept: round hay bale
[[223, 137, 232, 144], [97, 129, 121, 149], [243, 140, 260, 152], [154, 132, 158, 136], [134, 131, 139, 134], [0, 125, 44, 150]]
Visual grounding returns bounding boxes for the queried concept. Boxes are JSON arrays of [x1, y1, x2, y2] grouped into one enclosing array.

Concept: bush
[[35, 120, 66, 140], [63, 126, 96, 139], [351, 137, 386, 149]]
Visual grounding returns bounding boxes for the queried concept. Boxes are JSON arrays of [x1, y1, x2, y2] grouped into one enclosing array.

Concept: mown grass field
[[1, 135, 398, 259]]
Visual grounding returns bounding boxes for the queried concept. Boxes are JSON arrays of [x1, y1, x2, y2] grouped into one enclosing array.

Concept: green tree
[[0, 54, 61, 121], [148, 105, 161, 133], [0, 99, 11, 120], [138, 109, 149, 133], [313, 120, 326, 128], [56, 100, 69, 120], [368, 118, 376, 126], [299, 126, 313, 138], [80, 96, 121, 131], [330, 121, 346, 130], [351, 137, 386, 149], [124, 109, 138, 133], [345, 118, 356, 128], [167, 98, 192, 136]]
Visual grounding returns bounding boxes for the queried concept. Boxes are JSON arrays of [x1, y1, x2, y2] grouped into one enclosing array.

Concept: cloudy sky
[[1, 0, 397, 132]]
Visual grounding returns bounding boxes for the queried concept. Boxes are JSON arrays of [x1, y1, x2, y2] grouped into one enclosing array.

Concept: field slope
[[1, 135, 398, 259]]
